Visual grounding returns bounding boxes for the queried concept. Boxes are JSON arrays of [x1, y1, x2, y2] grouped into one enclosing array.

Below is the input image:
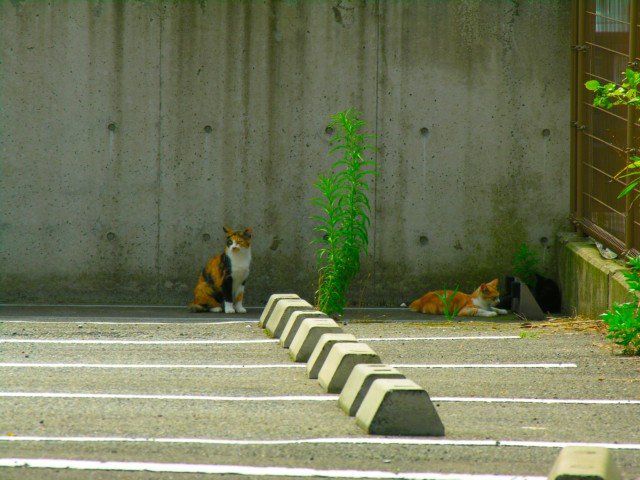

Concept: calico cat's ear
[[488, 278, 499, 287], [223, 226, 233, 236], [243, 227, 253, 238]]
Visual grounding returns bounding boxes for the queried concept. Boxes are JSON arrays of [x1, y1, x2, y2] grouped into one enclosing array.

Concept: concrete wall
[[556, 233, 635, 317], [0, 0, 571, 306]]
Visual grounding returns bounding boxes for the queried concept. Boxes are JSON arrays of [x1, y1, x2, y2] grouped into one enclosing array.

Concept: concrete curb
[[258, 294, 300, 328], [288, 317, 343, 362], [548, 446, 621, 480], [338, 364, 405, 416], [306, 333, 358, 379], [279, 311, 328, 348], [317, 343, 381, 393], [264, 299, 314, 338], [260, 293, 446, 437], [355, 378, 445, 436]]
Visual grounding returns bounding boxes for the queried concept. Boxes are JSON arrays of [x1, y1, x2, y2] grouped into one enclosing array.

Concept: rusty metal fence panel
[[573, 0, 640, 254]]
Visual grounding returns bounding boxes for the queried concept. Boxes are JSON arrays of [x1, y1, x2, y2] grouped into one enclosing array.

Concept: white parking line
[[0, 392, 337, 401], [0, 363, 578, 370], [1, 436, 639, 450], [0, 335, 521, 345], [2, 392, 638, 405], [0, 458, 546, 480], [0, 319, 259, 325]]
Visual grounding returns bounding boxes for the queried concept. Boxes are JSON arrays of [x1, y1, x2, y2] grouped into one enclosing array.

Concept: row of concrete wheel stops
[[258, 294, 623, 480], [259, 294, 446, 436]]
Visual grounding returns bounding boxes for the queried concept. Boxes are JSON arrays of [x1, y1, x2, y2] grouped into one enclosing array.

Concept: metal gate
[[572, 0, 640, 253]]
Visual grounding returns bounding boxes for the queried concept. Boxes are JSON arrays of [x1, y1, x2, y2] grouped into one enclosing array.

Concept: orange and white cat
[[188, 226, 252, 314], [409, 279, 508, 317]]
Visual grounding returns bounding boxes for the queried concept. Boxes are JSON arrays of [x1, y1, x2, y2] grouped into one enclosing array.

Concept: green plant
[[312, 109, 376, 317], [585, 70, 640, 205], [600, 256, 640, 355], [435, 286, 461, 321], [513, 243, 539, 288]]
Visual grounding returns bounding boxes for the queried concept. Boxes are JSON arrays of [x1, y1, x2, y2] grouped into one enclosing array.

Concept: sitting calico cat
[[188, 226, 252, 314], [409, 279, 508, 317]]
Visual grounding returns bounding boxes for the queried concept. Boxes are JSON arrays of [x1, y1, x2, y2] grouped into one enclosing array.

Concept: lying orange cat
[[409, 279, 508, 317]]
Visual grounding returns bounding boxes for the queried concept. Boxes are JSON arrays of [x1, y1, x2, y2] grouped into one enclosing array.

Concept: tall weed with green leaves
[[312, 109, 376, 317], [513, 243, 540, 289], [436, 286, 461, 321], [600, 256, 640, 355]]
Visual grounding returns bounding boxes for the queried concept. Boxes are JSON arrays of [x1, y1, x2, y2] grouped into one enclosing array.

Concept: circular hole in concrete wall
[[542, 128, 551, 138], [107, 123, 117, 132], [106, 232, 116, 241], [202, 233, 211, 242], [420, 127, 429, 137], [419, 235, 429, 245], [204, 125, 212, 133], [540, 236, 549, 245], [325, 126, 334, 136]]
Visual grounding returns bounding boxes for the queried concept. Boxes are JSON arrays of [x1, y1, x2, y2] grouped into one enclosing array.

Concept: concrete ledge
[[279, 310, 328, 348], [258, 294, 300, 327], [338, 364, 405, 416], [317, 343, 381, 393], [306, 333, 358, 379], [264, 299, 314, 338], [548, 446, 621, 480], [355, 378, 445, 436], [557, 233, 632, 317], [288, 317, 343, 362]]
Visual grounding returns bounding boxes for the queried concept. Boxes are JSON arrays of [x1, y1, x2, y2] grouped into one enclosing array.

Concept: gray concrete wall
[[0, 0, 571, 306]]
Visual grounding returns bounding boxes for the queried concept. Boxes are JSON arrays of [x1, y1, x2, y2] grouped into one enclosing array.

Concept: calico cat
[[409, 279, 508, 317], [188, 226, 252, 314]]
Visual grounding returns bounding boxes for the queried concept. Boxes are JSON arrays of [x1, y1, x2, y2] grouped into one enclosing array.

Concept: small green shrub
[[312, 109, 376, 317], [513, 243, 539, 289], [600, 256, 640, 355], [435, 286, 460, 321]]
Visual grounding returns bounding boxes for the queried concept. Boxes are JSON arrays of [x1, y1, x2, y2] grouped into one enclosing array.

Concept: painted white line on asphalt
[[0, 363, 577, 370], [362, 336, 521, 342], [0, 392, 337, 401], [395, 363, 577, 369], [3, 392, 637, 405], [0, 335, 521, 345], [1, 436, 639, 451], [0, 458, 546, 480], [0, 319, 259, 325], [430, 397, 640, 405], [0, 363, 306, 369], [0, 338, 278, 345]]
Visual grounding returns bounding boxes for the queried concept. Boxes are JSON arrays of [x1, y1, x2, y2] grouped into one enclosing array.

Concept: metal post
[[570, 0, 579, 216], [626, 0, 638, 251], [575, 0, 586, 234]]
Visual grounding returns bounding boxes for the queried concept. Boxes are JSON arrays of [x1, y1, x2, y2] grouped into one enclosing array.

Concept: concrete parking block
[[355, 378, 445, 436], [317, 343, 381, 393], [258, 294, 301, 327], [288, 318, 343, 362], [279, 311, 328, 348], [306, 333, 358, 379], [264, 299, 314, 338], [338, 364, 405, 416], [548, 446, 621, 480]]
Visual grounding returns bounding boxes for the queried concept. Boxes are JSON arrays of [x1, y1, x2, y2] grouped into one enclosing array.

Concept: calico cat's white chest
[[229, 248, 251, 283]]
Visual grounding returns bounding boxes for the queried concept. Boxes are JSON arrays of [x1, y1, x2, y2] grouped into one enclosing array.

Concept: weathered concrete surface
[[0, 1, 570, 306], [556, 234, 635, 317]]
